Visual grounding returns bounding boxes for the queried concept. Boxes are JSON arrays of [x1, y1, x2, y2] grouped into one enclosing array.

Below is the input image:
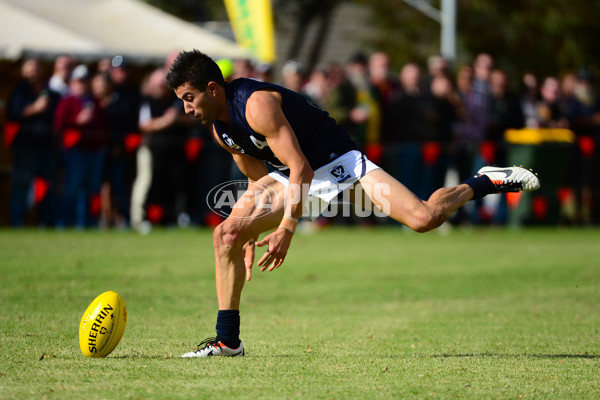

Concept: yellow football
[[78, 291, 127, 358]]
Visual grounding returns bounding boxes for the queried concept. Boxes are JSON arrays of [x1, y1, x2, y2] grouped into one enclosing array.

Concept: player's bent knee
[[213, 219, 246, 253]]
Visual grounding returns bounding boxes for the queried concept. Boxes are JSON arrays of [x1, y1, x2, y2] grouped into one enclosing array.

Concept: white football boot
[[180, 337, 245, 358], [477, 166, 540, 192]]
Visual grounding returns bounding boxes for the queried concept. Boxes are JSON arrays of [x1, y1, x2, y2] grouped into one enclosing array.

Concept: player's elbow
[[406, 207, 441, 233]]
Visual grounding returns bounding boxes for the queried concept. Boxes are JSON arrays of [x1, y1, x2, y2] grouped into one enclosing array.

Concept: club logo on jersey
[[329, 164, 351, 183], [250, 135, 269, 150], [222, 133, 245, 153]]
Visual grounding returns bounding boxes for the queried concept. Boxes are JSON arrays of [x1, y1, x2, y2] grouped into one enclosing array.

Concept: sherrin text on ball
[[78, 291, 127, 358]]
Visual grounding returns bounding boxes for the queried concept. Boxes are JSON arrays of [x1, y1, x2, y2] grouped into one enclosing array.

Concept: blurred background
[[1, 0, 599, 230]]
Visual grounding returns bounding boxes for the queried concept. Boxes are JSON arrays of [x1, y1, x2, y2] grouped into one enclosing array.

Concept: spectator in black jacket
[[6, 58, 61, 227]]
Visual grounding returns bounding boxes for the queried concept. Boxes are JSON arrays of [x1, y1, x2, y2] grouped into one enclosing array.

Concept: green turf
[[1, 227, 599, 399]]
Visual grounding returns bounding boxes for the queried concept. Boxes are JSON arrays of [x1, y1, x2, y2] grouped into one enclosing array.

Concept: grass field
[[1, 226, 599, 399]]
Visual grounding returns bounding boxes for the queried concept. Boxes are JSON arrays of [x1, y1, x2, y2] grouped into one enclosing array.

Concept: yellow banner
[[224, 0, 276, 63], [504, 128, 575, 145]]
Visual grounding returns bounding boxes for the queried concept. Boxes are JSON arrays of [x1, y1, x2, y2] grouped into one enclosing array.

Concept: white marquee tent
[[0, 0, 251, 63]]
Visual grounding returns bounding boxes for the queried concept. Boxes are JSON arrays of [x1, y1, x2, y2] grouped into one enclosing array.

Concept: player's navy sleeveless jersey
[[213, 78, 357, 173]]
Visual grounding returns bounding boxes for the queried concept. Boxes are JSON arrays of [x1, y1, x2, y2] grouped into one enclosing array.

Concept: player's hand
[[243, 239, 256, 281], [255, 228, 293, 272]]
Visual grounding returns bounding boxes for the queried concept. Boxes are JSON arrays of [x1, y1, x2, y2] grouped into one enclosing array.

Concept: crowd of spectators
[[3, 50, 600, 230]]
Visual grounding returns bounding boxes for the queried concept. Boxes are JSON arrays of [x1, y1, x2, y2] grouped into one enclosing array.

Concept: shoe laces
[[196, 337, 220, 352]]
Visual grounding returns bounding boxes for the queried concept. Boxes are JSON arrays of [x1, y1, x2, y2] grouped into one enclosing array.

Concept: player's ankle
[[463, 175, 497, 200], [216, 309, 241, 349]]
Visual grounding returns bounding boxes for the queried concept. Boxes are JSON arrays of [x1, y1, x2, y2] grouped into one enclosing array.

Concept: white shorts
[[268, 150, 380, 219]]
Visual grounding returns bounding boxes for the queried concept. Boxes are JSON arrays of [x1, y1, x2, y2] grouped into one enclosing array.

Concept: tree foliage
[[361, 0, 600, 78], [143, 0, 600, 79], [458, 0, 600, 76]]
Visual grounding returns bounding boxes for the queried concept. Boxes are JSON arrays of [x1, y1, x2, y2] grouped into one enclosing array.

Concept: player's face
[[175, 82, 218, 128]]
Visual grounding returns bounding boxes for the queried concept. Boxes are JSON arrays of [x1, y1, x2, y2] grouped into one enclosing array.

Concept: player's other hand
[[243, 239, 257, 281], [255, 228, 293, 272]]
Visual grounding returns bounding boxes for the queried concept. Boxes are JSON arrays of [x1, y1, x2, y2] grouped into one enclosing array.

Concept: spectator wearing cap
[[6, 58, 62, 226], [54, 64, 109, 227]]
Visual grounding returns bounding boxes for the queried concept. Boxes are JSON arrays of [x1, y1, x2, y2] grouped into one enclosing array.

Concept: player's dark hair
[[166, 49, 225, 90]]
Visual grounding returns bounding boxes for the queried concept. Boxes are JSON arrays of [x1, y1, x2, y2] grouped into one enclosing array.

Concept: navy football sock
[[215, 310, 241, 348], [463, 175, 497, 200]]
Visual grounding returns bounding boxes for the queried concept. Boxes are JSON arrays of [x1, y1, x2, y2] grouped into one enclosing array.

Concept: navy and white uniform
[[214, 78, 357, 173], [214, 78, 380, 218]]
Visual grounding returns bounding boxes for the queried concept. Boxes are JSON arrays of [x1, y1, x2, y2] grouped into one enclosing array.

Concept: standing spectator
[[464, 53, 493, 147], [346, 53, 381, 157], [566, 68, 600, 224], [48, 55, 75, 97], [130, 68, 184, 230], [6, 58, 61, 227], [90, 72, 117, 227], [54, 66, 109, 227], [454, 53, 494, 223], [488, 69, 525, 158], [368, 51, 399, 202], [429, 74, 459, 193], [388, 62, 425, 194], [102, 56, 141, 227], [368, 51, 398, 145], [389, 62, 445, 200]]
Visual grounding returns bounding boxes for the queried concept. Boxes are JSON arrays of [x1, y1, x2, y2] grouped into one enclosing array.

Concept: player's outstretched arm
[[246, 90, 314, 271]]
